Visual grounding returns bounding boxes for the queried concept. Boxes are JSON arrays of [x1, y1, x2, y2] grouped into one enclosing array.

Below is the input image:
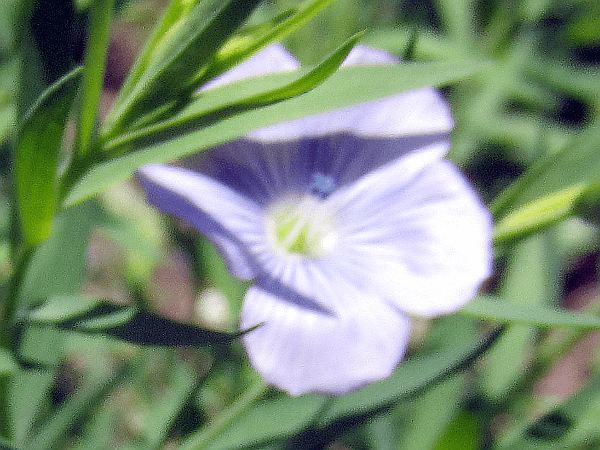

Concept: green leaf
[[493, 184, 585, 246], [18, 200, 101, 302], [396, 375, 465, 450], [433, 411, 479, 450], [195, 0, 343, 87], [103, 33, 362, 152], [114, 0, 202, 106], [478, 234, 555, 400], [28, 295, 103, 322], [108, 0, 345, 136], [143, 364, 198, 448], [185, 394, 329, 450], [396, 316, 477, 450], [461, 296, 600, 329], [14, 67, 81, 246], [489, 120, 600, 245], [491, 119, 600, 221], [105, 0, 265, 134], [9, 201, 103, 442], [65, 60, 486, 207], [431, 0, 472, 43], [28, 295, 241, 346]]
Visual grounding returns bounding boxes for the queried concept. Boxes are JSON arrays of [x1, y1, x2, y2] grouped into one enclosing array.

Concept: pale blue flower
[[137, 45, 492, 395]]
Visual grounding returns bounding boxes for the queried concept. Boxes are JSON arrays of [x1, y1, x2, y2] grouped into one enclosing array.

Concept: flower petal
[[181, 139, 305, 205], [246, 46, 453, 141], [341, 45, 399, 66], [137, 164, 267, 279], [247, 86, 453, 141], [182, 133, 450, 207], [328, 157, 492, 317], [182, 46, 453, 200], [240, 274, 411, 395]]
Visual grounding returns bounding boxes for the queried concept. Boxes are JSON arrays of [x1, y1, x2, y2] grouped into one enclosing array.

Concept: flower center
[[266, 195, 338, 258]]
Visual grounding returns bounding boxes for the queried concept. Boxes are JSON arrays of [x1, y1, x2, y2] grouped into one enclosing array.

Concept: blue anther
[[308, 173, 336, 198]]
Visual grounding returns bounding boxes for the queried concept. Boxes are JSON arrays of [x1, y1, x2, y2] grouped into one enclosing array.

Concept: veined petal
[[181, 139, 305, 205], [328, 158, 492, 317], [137, 164, 266, 279], [182, 133, 450, 205], [184, 46, 453, 199], [247, 46, 452, 141], [247, 86, 453, 141], [240, 276, 411, 395]]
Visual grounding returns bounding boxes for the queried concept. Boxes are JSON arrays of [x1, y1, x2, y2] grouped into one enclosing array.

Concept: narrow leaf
[[493, 184, 585, 245], [29, 296, 240, 346], [75, 0, 114, 158], [185, 395, 329, 450], [196, 0, 342, 86], [105, 0, 264, 135], [114, 0, 202, 105], [104, 33, 362, 152], [19, 200, 103, 301], [143, 364, 198, 448], [491, 119, 600, 220], [14, 67, 81, 245], [461, 295, 600, 329]]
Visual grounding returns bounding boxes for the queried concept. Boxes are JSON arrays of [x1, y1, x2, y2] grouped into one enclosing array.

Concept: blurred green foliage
[[0, 0, 600, 449]]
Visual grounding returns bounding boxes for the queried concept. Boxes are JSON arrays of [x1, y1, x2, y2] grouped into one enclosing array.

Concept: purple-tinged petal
[[137, 164, 267, 279], [182, 88, 452, 202], [240, 273, 411, 395], [181, 139, 305, 205], [182, 47, 453, 200], [327, 158, 492, 317], [247, 86, 453, 141], [182, 133, 450, 206], [341, 45, 399, 66]]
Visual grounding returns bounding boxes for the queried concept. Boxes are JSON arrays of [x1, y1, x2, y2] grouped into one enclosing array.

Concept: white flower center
[[266, 195, 339, 258]]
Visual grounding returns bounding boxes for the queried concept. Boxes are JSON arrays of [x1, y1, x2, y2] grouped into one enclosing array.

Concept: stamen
[[308, 173, 336, 198], [266, 194, 338, 258], [279, 196, 318, 251]]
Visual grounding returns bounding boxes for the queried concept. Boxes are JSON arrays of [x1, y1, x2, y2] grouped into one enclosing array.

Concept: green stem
[[0, 377, 12, 442], [0, 246, 34, 349], [75, 0, 114, 159], [0, 245, 35, 441], [179, 378, 268, 450]]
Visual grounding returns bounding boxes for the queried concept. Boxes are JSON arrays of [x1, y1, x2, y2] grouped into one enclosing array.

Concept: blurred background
[[1, 0, 600, 448]]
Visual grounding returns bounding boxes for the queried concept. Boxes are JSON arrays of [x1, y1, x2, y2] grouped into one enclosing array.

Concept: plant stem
[[0, 245, 34, 441], [75, 0, 114, 159], [179, 377, 269, 450]]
